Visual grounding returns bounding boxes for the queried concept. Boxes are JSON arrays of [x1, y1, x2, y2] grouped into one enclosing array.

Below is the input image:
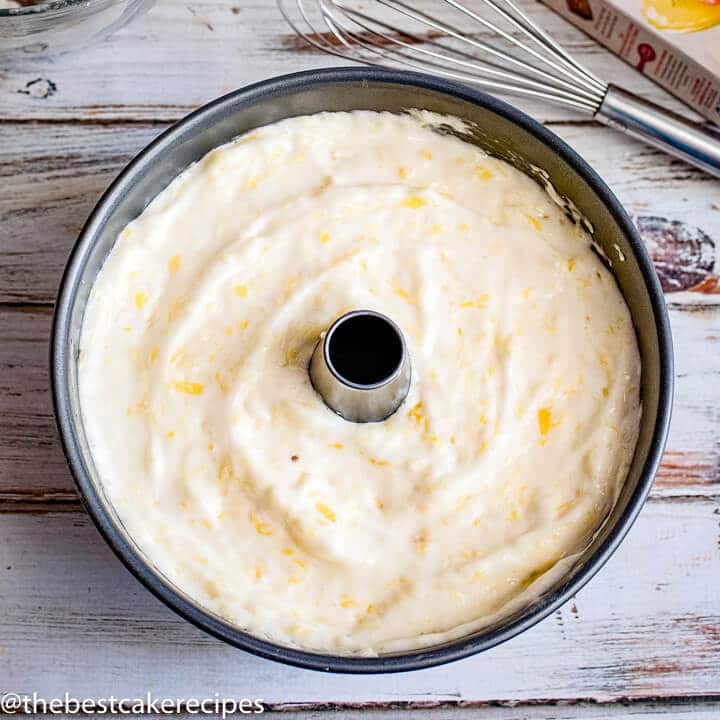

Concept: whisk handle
[[596, 85, 720, 179]]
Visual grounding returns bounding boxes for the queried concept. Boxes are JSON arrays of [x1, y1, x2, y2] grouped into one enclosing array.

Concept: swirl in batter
[[79, 111, 641, 654]]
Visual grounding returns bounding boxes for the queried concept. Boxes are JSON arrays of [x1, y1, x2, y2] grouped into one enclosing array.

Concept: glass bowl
[[0, 0, 154, 57]]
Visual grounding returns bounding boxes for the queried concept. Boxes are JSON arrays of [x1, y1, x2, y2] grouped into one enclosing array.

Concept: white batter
[[79, 111, 641, 654]]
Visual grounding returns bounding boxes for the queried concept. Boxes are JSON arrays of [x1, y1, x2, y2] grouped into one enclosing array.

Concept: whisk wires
[[279, 0, 608, 114]]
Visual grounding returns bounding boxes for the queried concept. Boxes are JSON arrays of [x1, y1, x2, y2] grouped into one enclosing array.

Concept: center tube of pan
[[308, 310, 411, 423]]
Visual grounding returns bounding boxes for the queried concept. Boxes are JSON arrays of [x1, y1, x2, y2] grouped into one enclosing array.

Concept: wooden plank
[[1, 117, 718, 497], [0, 123, 158, 306], [0, 498, 717, 701], [0, 0, 703, 124], [274, 703, 720, 718], [0, 307, 71, 498], [1, 122, 718, 306], [1, 303, 717, 498], [23, 701, 720, 718]]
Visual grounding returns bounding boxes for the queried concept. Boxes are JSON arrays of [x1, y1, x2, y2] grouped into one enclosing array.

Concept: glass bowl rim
[[0, 0, 125, 19]]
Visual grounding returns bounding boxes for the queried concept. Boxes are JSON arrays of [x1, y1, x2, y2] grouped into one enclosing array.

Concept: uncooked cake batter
[[79, 111, 641, 654]]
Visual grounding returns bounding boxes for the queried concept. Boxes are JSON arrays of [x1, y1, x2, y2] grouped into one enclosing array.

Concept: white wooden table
[[1, 1, 719, 717]]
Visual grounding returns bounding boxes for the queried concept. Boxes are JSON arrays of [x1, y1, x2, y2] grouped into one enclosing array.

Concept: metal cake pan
[[51, 68, 674, 673]]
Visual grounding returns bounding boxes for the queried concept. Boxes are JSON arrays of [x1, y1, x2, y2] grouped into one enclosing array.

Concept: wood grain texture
[[27, 701, 720, 718], [0, 0, 704, 124], [0, 121, 718, 498], [0, 499, 717, 702], [275, 703, 720, 718], [1, 122, 719, 306], [0, 123, 156, 305], [0, 304, 718, 498]]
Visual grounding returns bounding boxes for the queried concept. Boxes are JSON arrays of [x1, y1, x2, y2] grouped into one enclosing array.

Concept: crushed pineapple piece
[[316, 503, 336, 522], [400, 195, 426, 209], [526, 215, 542, 231], [408, 401, 425, 425], [538, 406, 559, 445], [249, 512, 272, 536], [134, 291, 148, 310], [174, 381, 204, 395], [217, 461, 233, 485]]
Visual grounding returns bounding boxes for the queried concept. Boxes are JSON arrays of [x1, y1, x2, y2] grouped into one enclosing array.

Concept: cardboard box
[[540, 0, 720, 125]]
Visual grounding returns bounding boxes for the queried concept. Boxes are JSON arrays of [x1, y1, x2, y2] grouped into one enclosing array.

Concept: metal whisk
[[279, 0, 720, 178]]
